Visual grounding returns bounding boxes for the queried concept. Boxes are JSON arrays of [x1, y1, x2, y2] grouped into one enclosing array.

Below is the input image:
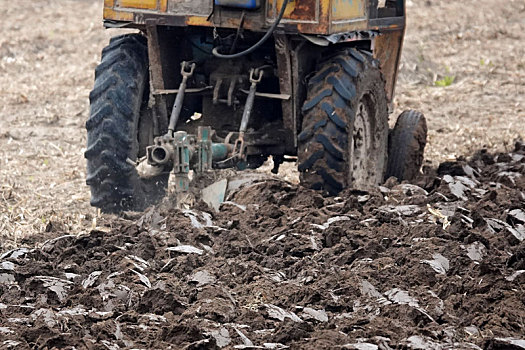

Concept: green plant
[[434, 75, 455, 87]]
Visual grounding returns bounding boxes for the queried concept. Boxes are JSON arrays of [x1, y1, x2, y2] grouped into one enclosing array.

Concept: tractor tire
[[386, 110, 427, 181], [298, 48, 389, 195], [85, 34, 168, 213]]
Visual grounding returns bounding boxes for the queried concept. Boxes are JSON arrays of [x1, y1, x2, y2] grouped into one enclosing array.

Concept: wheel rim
[[350, 92, 375, 187]]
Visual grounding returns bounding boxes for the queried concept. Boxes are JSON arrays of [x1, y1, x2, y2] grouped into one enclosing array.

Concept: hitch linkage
[[147, 65, 267, 192], [232, 68, 263, 161], [147, 127, 232, 192], [167, 61, 196, 137]]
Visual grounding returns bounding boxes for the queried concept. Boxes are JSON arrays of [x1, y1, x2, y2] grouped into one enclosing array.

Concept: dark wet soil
[[1, 142, 524, 350]]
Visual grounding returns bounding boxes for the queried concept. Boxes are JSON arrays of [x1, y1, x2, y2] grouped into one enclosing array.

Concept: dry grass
[[0, 0, 111, 249], [1, 0, 524, 250]]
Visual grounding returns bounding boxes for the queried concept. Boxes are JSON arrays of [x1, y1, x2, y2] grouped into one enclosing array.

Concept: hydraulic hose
[[212, 0, 290, 59]]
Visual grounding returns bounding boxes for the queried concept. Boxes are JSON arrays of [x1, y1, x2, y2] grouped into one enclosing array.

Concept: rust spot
[[289, 0, 316, 20], [373, 30, 403, 102]]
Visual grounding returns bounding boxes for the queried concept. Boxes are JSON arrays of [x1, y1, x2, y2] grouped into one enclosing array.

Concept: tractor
[[86, 0, 427, 212]]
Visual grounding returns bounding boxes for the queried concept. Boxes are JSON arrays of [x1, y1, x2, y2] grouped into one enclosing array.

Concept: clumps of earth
[[1, 142, 524, 349]]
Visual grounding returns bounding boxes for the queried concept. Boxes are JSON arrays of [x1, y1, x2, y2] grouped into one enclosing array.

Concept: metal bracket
[[172, 132, 192, 192], [196, 127, 213, 172]]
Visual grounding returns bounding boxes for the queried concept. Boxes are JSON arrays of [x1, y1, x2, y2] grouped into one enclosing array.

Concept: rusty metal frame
[[103, 0, 406, 35], [371, 1, 406, 105], [266, 0, 320, 24], [103, 0, 408, 153], [146, 21, 169, 134], [274, 33, 296, 151]]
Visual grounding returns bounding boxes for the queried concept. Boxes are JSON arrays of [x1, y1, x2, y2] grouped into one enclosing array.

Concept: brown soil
[[1, 0, 524, 349], [1, 142, 524, 349]]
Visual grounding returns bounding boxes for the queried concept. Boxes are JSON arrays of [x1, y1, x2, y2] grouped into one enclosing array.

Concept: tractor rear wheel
[[85, 34, 168, 213], [298, 49, 389, 195]]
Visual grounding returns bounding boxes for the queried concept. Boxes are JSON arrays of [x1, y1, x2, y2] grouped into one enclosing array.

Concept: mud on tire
[[298, 48, 389, 195], [386, 110, 427, 181], [85, 34, 168, 213]]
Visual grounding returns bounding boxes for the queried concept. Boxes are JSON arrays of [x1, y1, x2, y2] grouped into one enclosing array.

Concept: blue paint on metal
[[215, 0, 260, 9], [211, 144, 229, 160]]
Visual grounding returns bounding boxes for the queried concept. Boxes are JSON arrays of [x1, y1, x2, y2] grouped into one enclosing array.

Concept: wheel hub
[[351, 93, 374, 187]]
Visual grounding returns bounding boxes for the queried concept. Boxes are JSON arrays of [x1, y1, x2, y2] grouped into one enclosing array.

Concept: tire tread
[[85, 33, 167, 212], [298, 49, 388, 195]]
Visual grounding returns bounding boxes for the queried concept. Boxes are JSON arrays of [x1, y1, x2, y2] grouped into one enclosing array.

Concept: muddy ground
[[0, 0, 524, 349], [1, 142, 524, 349]]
